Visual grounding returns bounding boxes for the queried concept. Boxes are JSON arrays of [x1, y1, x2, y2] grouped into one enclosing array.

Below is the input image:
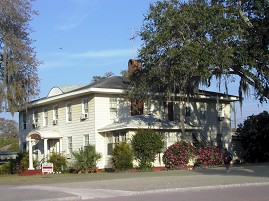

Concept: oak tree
[[126, 0, 269, 104]]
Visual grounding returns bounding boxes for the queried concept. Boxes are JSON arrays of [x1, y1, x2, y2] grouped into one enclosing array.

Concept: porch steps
[[19, 169, 42, 176]]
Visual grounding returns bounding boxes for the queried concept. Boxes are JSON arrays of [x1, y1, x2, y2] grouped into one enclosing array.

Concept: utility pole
[[129, 27, 136, 59]]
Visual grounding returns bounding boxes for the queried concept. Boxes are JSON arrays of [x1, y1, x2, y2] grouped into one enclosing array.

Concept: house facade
[[19, 61, 238, 170]]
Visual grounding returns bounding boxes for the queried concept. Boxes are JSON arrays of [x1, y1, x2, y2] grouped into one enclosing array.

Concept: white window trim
[[43, 107, 48, 127], [33, 110, 39, 124], [84, 134, 89, 147], [53, 105, 59, 120], [81, 98, 89, 115], [66, 102, 72, 123]]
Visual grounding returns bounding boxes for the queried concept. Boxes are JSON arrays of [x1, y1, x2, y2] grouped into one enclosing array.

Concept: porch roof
[[97, 115, 201, 133], [26, 130, 63, 141]]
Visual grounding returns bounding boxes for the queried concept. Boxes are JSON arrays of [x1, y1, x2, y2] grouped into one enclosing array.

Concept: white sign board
[[42, 163, 53, 174]]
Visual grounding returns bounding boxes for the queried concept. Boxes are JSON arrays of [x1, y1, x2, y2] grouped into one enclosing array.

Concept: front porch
[[26, 130, 63, 170]]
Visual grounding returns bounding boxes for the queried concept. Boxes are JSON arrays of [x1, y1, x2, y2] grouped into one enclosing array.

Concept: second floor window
[[33, 110, 38, 123], [43, 108, 48, 127], [53, 105, 59, 120], [66, 102, 72, 122], [110, 98, 117, 122], [82, 98, 88, 116]]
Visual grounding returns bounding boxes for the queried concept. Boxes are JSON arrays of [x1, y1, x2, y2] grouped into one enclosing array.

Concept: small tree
[[72, 145, 102, 173], [112, 142, 134, 171], [131, 129, 163, 170], [236, 111, 269, 162]]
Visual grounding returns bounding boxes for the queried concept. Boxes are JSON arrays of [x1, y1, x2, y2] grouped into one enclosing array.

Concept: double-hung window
[[66, 102, 72, 122], [53, 105, 59, 120], [84, 135, 89, 148], [43, 108, 48, 127], [81, 98, 88, 120], [110, 98, 117, 122], [33, 110, 39, 128]]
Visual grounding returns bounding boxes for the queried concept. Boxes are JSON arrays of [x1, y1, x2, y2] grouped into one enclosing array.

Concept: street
[[93, 184, 269, 201], [0, 163, 269, 201]]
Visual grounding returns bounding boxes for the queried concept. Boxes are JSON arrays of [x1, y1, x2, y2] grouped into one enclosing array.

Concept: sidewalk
[[1, 163, 269, 201]]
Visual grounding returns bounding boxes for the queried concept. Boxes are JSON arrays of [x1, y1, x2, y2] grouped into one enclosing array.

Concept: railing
[[192, 132, 210, 147], [37, 158, 45, 169]]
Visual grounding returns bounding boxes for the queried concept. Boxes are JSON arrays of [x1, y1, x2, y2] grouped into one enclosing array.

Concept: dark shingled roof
[[89, 76, 124, 89]]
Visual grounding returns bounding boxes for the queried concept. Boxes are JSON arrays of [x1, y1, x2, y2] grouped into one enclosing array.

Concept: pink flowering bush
[[196, 146, 222, 167], [163, 142, 223, 169], [163, 141, 197, 169]]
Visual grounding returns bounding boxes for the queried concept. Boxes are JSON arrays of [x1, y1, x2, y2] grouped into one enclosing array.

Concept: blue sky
[[1, 0, 268, 125]]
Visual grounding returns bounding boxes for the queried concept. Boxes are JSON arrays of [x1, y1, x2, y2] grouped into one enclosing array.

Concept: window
[[110, 98, 117, 122], [107, 132, 127, 155], [53, 105, 59, 120], [33, 110, 38, 123], [185, 105, 191, 117], [82, 98, 88, 114], [217, 103, 224, 121], [84, 135, 89, 147], [66, 102, 72, 122], [43, 108, 48, 127], [131, 99, 143, 116], [22, 112, 27, 129], [67, 137, 72, 158], [164, 101, 180, 121], [200, 103, 206, 121]]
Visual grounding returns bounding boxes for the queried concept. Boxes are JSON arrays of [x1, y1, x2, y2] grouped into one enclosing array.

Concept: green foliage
[[125, 0, 269, 105], [131, 129, 163, 169], [0, 118, 19, 151], [163, 142, 223, 169], [236, 111, 269, 162], [196, 146, 222, 167], [48, 152, 68, 173], [0, 161, 11, 175], [112, 142, 134, 171], [163, 141, 197, 169], [91, 72, 114, 83], [72, 145, 102, 173]]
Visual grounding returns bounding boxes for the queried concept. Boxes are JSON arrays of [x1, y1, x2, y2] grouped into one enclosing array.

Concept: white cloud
[[38, 48, 134, 70], [57, 13, 90, 30], [71, 49, 133, 58]]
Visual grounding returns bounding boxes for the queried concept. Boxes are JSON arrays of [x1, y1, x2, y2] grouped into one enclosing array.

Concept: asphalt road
[[1, 163, 269, 201], [92, 184, 269, 201]]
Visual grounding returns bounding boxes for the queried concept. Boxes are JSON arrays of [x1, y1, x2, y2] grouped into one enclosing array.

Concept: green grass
[[0, 169, 199, 186]]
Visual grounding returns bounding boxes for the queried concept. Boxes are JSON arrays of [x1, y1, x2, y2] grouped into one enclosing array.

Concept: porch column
[[59, 138, 63, 154], [28, 140, 34, 170], [56, 140, 60, 153], [44, 139, 48, 162]]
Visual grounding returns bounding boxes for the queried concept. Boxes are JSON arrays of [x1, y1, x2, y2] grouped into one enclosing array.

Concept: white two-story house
[[19, 60, 238, 170]]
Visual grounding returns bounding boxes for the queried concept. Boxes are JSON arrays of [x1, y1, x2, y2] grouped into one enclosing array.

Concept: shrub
[[131, 129, 163, 170], [112, 142, 134, 171], [0, 162, 11, 175], [48, 152, 68, 173], [163, 141, 197, 169], [72, 145, 102, 173], [196, 146, 222, 167]]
